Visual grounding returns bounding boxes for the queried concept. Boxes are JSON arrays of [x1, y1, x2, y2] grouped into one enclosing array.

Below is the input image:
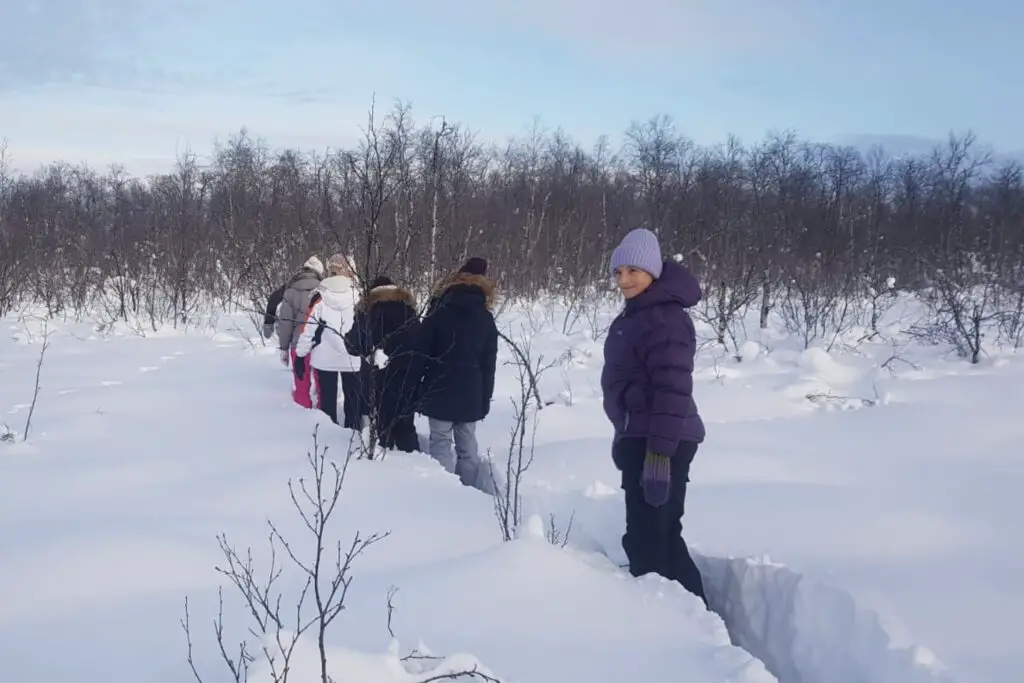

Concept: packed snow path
[[2, 304, 1021, 683]]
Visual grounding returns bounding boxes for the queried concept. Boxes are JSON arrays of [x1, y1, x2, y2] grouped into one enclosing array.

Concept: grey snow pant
[[428, 418, 489, 491]]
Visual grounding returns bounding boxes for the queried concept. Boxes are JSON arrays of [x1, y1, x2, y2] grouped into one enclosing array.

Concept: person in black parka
[[344, 275, 423, 452], [423, 257, 488, 317], [418, 257, 498, 490]]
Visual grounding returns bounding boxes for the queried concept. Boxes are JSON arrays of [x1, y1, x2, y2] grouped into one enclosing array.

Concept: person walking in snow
[[294, 253, 364, 430], [344, 275, 422, 452], [600, 227, 708, 607], [270, 256, 325, 408], [418, 257, 498, 490], [262, 282, 286, 339]]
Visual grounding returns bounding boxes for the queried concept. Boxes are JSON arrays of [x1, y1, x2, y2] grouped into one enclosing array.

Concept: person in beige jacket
[[275, 256, 325, 361], [271, 255, 324, 408]]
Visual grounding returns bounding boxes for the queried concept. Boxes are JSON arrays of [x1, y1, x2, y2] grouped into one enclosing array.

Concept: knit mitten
[[641, 452, 671, 507]]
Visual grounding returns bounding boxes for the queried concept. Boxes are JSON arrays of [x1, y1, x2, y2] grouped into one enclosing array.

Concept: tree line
[[1, 102, 1022, 359]]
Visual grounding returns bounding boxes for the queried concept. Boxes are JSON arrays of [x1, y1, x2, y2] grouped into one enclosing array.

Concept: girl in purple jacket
[[600, 228, 708, 606]]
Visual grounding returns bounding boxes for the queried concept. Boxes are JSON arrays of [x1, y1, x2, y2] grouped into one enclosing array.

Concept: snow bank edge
[[695, 553, 956, 683]]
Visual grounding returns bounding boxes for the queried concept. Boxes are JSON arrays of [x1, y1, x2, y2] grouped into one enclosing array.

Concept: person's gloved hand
[[279, 349, 289, 366], [293, 355, 306, 380], [263, 323, 275, 339], [641, 452, 671, 507]]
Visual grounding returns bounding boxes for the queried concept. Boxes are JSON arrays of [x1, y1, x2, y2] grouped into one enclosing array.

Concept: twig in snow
[[21, 318, 52, 442]]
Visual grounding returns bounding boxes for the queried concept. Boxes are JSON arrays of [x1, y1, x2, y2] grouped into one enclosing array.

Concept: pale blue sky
[[1, 0, 1021, 174]]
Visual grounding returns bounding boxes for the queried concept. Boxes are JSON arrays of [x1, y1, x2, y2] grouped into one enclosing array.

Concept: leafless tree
[[1, 104, 1022, 361]]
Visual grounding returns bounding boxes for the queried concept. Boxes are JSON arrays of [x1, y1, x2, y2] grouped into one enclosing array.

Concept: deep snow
[[0, 297, 1019, 683]]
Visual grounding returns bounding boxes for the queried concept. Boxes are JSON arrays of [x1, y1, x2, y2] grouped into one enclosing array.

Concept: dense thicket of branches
[[2, 103, 1022, 357]]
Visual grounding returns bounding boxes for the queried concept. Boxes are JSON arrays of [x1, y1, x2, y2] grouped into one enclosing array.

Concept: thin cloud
[[1, 1, 140, 89], [0, 0, 234, 91], [422, 0, 824, 61], [0, 86, 370, 174]]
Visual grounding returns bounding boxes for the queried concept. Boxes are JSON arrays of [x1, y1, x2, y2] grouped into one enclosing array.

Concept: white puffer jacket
[[295, 275, 362, 372]]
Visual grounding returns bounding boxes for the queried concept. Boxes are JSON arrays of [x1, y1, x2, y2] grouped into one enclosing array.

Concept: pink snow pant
[[290, 347, 320, 409]]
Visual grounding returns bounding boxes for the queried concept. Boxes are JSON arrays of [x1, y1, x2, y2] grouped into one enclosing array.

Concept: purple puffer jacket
[[601, 260, 706, 454]]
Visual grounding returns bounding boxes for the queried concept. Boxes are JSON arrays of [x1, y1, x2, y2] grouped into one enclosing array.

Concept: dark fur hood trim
[[440, 273, 495, 310], [359, 284, 415, 311]]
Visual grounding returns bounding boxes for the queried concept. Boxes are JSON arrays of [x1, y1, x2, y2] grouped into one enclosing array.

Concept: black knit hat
[[459, 257, 488, 276], [370, 275, 394, 288]]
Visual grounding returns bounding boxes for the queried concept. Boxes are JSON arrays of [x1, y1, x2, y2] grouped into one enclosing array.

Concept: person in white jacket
[[294, 253, 363, 429]]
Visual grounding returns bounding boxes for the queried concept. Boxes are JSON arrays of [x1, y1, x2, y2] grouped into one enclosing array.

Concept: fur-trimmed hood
[[434, 272, 496, 310], [359, 284, 416, 312]]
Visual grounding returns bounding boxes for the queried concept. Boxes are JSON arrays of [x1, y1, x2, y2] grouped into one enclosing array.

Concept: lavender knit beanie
[[609, 228, 663, 278]]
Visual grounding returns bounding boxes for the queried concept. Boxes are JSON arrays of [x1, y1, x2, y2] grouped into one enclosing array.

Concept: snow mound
[[248, 634, 499, 683], [738, 340, 763, 362], [345, 537, 776, 683], [697, 554, 955, 683]]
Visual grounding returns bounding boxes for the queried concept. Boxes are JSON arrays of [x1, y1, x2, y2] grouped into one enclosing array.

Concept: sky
[[1, 0, 1022, 175]]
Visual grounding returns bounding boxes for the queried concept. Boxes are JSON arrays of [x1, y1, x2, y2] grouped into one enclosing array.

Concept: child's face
[[614, 266, 653, 299]]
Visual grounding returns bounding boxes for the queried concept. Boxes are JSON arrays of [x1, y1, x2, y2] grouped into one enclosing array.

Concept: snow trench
[[695, 553, 956, 683]]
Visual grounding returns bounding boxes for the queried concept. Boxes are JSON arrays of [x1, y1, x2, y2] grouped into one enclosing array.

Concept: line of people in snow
[[262, 252, 498, 492], [263, 229, 709, 608]]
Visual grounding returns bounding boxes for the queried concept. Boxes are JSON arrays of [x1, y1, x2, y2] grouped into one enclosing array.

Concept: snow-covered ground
[[0, 297, 1019, 683]]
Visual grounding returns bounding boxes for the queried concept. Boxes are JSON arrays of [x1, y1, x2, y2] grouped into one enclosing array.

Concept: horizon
[[2, 0, 1022, 176]]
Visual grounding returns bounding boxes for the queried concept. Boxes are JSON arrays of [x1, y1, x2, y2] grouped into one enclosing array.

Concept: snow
[[1, 297, 1020, 683]]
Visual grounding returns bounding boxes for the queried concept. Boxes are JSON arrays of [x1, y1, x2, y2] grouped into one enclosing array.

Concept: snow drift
[[697, 554, 954, 683]]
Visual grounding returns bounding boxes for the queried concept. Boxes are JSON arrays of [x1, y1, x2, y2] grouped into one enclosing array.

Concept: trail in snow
[[697, 554, 952, 683]]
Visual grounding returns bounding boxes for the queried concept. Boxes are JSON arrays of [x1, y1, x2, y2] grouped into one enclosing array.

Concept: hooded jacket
[[295, 275, 362, 372], [600, 260, 705, 454], [344, 284, 423, 419], [275, 268, 322, 351], [417, 273, 498, 423]]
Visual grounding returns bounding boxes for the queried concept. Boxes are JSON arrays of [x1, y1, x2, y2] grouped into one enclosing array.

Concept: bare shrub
[[181, 426, 389, 682], [859, 272, 900, 341], [1, 316, 55, 444], [995, 277, 1024, 349], [911, 256, 1003, 363], [490, 333, 561, 541], [777, 257, 858, 350], [696, 265, 759, 353], [182, 426, 501, 682], [545, 512, 575, 548]]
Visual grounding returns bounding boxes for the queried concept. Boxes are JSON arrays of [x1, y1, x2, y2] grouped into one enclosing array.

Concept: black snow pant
[[613, 436, 707, 607], [379, 411, 419, 452], [314, 370, 362, 430], [340, 371, 362, 430], [357, 362, 373, 416], [314, 369, 339, 425]]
